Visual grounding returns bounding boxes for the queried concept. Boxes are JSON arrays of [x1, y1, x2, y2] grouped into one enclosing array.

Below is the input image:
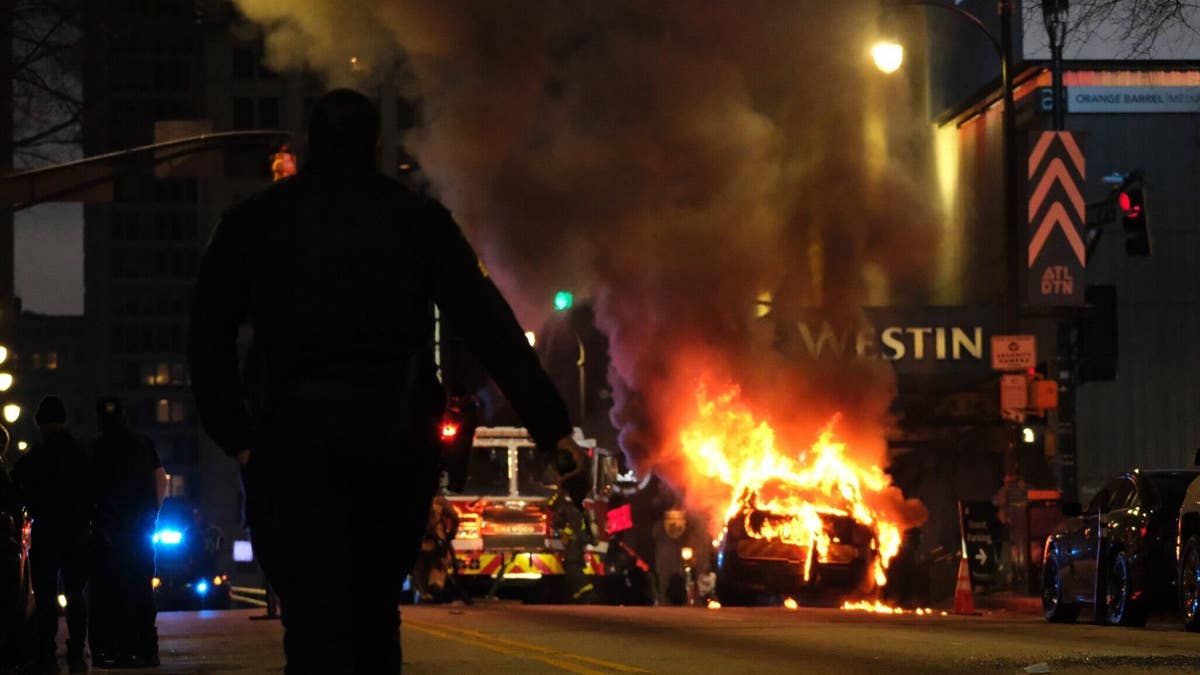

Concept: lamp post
[[873, 0, 1019, 333]]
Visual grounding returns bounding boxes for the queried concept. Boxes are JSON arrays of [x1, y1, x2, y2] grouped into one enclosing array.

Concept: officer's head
[[34, 395, 67, 431], [96, 396, 125, 433], [307, 89, 380, 169]]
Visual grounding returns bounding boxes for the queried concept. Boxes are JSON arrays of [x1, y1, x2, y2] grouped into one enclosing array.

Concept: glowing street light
[[0, 346, 8, 365], [553, 290, 574, 312], [0, 373, 13, 392], [3, 405, 20, 424], [16, 441, 27, 452], [524, 331, 536, 347], [871, 40, 904, 74]]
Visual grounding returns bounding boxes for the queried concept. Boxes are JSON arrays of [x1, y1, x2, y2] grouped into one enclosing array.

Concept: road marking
[[406, 618, 650, 674]]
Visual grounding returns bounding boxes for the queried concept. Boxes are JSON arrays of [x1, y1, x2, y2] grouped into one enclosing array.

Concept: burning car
[[679, 384, 921, 606], [716, 497, 879, 605]]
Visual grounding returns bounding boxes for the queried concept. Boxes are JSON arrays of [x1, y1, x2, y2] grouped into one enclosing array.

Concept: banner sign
[[1067, 86, 1200, 114], [1027, 131, 1086, 306]]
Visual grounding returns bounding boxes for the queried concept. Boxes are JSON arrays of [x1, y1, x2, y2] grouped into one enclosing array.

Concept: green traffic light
[[554, 291, 574, 312]]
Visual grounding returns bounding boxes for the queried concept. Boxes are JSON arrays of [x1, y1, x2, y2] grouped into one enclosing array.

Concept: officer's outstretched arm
[[423, 200, 573, 454]]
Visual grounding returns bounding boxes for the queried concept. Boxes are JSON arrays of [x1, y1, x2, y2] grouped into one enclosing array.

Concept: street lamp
[[872, 0, 1016, 331], [0, 373, 13, 392], [3, 404, 20, 424], [871, 40, 905, 74], [0, 346, 8, 365]]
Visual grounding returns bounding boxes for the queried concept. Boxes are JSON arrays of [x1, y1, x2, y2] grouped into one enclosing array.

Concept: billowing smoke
[[234, 0, 936, 525]]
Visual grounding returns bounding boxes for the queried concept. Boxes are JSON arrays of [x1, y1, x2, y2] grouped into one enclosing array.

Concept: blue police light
[[153, 529, 184, 546], [195, 580, 210, 596]]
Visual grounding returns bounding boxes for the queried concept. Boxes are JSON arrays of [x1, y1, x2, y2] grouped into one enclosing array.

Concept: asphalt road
[[83, 604, 1200, 674]]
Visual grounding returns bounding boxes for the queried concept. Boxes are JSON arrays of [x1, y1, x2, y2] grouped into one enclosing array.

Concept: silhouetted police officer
[[88, 397, 166, 668], [14, 396, 90, 673], [188, 88, 585, 675]]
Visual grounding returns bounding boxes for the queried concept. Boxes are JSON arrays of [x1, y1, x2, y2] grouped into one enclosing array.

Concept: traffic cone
[[952, 556, 977, 615]]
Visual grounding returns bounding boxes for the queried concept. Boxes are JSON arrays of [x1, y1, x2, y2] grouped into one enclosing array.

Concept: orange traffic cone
[[952, 556, 977, 615]]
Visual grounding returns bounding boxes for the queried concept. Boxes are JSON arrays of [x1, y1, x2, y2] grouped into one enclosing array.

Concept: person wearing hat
[[87, 397, 166, 669], [13, 395, 91, 673]]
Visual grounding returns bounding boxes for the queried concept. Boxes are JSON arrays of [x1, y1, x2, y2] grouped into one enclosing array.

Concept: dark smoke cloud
[[235, 1, 940, 520]]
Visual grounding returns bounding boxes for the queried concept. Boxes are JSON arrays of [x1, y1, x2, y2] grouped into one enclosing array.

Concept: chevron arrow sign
[[1027, 131, 1086, 306]]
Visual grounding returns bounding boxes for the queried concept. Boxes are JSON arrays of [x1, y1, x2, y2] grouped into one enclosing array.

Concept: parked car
[[1176, 450, 1200, 632], [1042, 469, 1200, 626]]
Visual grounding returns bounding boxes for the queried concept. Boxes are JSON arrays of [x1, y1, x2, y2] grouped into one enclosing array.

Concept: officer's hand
[[554, 436, 587, 481], [235, 448, 252, 467]]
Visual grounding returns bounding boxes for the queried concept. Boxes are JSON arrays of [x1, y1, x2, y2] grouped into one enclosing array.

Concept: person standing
[[88, 397, 167, 668], [13, 396, 90, 673], [188, 88, 585, 674]]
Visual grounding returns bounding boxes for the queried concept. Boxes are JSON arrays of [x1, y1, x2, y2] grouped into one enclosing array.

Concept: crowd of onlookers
[[0, 395, 165, 673]]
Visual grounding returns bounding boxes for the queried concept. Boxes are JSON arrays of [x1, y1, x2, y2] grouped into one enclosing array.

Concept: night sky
[[14, 203, 84, 316]]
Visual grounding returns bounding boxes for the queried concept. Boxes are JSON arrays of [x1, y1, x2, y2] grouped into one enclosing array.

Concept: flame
[[783, 597, 799, 610], [679, 383, 906, 588], [841, 600, 935, 616], [706, 599, 722, 610]]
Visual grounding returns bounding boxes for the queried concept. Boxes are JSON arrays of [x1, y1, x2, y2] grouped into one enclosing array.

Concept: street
[[102, 604, 1200, 674]]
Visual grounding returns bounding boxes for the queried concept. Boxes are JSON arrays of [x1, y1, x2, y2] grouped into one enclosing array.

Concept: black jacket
[[90, 426, 161, 534], [13, 429, 90, 536], [188, 166, 572, 456]]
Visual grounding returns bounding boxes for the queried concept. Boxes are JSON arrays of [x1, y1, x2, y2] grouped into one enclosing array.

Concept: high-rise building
[[80, 1, 314, 548]]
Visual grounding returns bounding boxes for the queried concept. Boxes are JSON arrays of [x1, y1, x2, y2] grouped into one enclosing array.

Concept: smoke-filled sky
[[234, 1, 941, 518]]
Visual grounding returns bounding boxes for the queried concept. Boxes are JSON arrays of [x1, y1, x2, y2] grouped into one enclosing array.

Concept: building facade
[[80, 0, 315, 547]]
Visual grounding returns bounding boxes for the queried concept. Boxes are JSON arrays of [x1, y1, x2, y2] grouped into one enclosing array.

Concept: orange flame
[[841, 600, 937, 616], [783, 597, 799, 610], [678, 383, 905, 588]]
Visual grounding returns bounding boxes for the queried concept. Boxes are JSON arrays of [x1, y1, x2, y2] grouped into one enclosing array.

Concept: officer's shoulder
[[220, 174, 311, 228]]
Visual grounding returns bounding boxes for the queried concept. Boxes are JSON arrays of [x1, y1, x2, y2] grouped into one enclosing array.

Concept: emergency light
[[153, 529, 184, 546]]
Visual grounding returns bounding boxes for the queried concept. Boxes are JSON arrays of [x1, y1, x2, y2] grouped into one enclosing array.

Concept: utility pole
[[999, 0, 1022, 495], [1042, 0, 1077, 502]]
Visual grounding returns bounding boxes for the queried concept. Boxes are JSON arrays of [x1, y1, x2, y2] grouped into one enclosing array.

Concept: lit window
[[156, 362, 170, 386], [156, 399, 170, 424], [46, 353, 58, 371], [31, 353, 41, 370]]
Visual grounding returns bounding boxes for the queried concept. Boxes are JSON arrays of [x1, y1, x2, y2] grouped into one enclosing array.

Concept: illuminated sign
[[784, 307, 1000, 375]]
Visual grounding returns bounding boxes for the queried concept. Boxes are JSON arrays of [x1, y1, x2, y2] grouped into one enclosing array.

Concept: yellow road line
[[405, 619, 652, 667], [420, 621, 650, 673], [406, 621, 608, 675]]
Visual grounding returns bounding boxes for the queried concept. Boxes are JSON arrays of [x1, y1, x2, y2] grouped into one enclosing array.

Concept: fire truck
[[445, 426, 618, 599]]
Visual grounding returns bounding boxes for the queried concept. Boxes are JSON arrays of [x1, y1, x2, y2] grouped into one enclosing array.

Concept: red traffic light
[[1118, 191, 1131, 212], [441, 423, 459, 440]]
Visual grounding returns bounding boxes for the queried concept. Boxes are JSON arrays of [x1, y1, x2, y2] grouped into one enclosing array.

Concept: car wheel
[[1101, 550, 1146, 627], [1042, 548, 1078, 623], [1181, 535, 1200, 632]]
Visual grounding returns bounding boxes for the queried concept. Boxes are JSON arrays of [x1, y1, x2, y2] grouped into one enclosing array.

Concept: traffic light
[[554, 290, 574, 312], [1119, 175, 1151, 256]]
